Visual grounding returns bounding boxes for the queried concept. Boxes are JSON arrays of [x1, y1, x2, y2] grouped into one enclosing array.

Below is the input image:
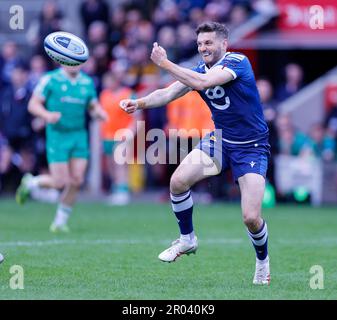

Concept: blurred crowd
[[0, 0, 336, 204]]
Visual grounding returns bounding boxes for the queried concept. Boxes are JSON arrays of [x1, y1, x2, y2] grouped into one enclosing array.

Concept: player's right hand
[[119, 99, 138, 114], [45, 111, 61, 124]]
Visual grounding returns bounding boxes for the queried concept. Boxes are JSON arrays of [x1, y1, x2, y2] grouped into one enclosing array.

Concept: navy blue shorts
[[196, 131, 270, 182]]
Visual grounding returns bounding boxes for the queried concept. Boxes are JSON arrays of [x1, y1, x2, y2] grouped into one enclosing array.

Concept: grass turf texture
[[0, 199, 336, 300]]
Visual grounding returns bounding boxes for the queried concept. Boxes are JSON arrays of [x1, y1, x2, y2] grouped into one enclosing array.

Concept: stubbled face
[[197, 31, 227, 67]]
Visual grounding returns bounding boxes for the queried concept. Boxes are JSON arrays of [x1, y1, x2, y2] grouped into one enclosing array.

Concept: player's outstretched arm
[[28, 94, 61, 124], [89, 100, 108, 121], [120, 81, 190, 114], [151, 42, 234, 90]]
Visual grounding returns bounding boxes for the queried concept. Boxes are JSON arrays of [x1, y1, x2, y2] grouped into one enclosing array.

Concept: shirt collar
[[204, 52, 231, 71]]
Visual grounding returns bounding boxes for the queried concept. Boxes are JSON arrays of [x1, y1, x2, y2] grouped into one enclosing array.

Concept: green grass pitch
[[0, 199, 336, 300]]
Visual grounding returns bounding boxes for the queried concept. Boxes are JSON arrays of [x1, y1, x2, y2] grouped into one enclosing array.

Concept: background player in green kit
[[16, 65, 107, 232]]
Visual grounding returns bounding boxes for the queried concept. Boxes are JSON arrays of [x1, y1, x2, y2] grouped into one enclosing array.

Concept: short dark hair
[[195, 22, 229, 39]]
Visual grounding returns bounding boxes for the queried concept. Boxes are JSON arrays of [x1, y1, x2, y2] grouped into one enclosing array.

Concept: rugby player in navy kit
[[120, 22, 270, 285]]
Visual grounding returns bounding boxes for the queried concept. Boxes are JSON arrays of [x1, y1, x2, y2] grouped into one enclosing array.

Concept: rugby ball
[[44, 31, 89, 66]]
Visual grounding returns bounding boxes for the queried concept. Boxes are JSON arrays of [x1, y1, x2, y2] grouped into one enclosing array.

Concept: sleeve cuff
[[222, 67, 237, 80]]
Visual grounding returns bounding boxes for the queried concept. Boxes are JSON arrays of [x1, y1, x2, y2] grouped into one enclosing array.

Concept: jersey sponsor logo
[[206, 86, 225, 99], [205, 86, 230, 110], [60, 96, 86, 104]]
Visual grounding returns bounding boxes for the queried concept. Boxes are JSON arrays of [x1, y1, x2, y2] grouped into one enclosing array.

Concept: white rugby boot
[[107, 192, 130, 206], [253, 256, 270, 285], [158, 237, 198, 263]]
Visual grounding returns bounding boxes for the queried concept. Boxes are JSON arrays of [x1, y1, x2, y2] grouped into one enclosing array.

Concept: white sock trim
[[248, 232, 268, 246], [170, 190, 191, 202], [57, 204, 72, 215], [247, 221, 268, 239], [171, 196, 193, 212]]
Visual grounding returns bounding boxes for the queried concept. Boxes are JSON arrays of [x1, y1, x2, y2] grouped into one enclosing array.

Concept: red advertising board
[[277, 0, 337, 31]]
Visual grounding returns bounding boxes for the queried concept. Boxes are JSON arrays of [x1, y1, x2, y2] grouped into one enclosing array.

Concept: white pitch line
[[0, 238, 336, 248], [0, 238, 243, 247], [277, 238, 337, 245]]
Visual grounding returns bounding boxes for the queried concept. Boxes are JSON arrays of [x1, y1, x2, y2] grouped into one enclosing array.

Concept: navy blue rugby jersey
[[193, 52, 268, 143]]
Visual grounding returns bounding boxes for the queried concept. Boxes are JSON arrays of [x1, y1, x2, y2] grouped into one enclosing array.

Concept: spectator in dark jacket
[[276, 63, 304, 102], [0, 41, 23, 87], [0, 65, 34, 179]]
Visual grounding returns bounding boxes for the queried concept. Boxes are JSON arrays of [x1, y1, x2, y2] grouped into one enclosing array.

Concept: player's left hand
[[90, 101, 109, 121], [96, 108, 109, 121], [151, 42, 168, 67], [91, 107, 108, 121]]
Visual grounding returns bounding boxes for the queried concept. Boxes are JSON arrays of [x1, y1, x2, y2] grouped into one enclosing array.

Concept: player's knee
[[71, 175, 84, 188], [170, 173, 189, 194], [243, 214, 260, 229]]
